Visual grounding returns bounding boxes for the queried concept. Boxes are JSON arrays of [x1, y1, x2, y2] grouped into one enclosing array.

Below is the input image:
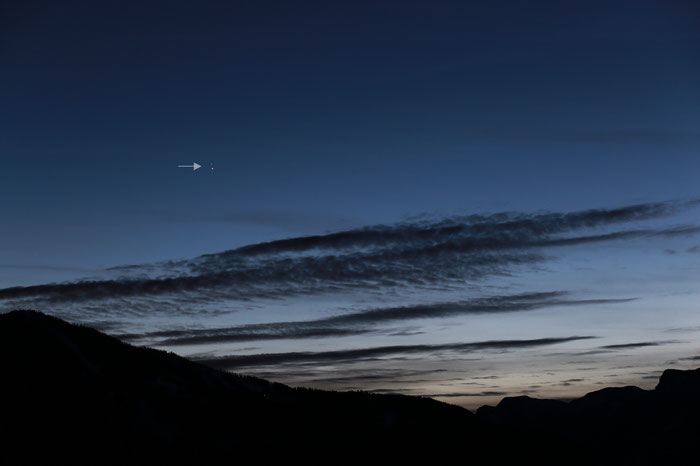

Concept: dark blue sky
[[2, 1, 700, 407]]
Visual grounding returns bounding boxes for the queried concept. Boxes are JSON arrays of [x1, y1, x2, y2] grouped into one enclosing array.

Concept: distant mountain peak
[[656, 367, 700, 394]]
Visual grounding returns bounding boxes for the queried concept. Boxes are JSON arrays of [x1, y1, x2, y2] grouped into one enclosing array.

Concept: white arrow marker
[[178, 162, 201, 171]]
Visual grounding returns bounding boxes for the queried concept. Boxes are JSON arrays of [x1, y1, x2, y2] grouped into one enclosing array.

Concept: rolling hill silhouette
[[0, 310, 509, 463], [2, 310, 699, 464]]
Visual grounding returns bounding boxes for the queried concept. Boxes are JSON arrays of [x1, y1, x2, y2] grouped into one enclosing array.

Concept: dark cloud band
[[0, 200, 696, 308], [140, 292, 632, 346], [195, 336, 596, 369]]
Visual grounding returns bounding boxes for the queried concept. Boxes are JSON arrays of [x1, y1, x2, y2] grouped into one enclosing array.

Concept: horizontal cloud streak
[[423, 391, 507, 398], [141, 292, 632, 346], [600, 341, 677, 350], [195, 336, 596, 369], [213, 200, 689, 257]]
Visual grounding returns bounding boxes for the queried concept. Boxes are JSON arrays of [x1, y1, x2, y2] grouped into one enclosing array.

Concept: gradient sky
[[2, 1, 700, 409]]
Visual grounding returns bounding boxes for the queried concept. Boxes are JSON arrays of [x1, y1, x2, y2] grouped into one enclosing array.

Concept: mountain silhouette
[[477, 369, 700, 464], [0, 310, 513, 464], [2, 310, 699, 464]]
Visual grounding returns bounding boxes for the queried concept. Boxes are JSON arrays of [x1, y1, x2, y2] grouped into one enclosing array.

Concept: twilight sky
[[2, 1, 700, 409]]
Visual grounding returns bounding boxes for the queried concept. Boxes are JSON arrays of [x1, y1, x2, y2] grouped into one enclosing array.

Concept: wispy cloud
[[194, 336, 595, 369], [133, 292, 631, 346], [566, 340, 680, 356], [423, 391, 507, 398], [0, 200, 696, 310], [301, 368, 450, 385], [600, 341, 678, 350]]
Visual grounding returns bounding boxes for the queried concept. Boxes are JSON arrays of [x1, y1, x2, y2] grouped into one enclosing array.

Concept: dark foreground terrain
[[477, 365, 700, 465], [1, 310, 699, 464]]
